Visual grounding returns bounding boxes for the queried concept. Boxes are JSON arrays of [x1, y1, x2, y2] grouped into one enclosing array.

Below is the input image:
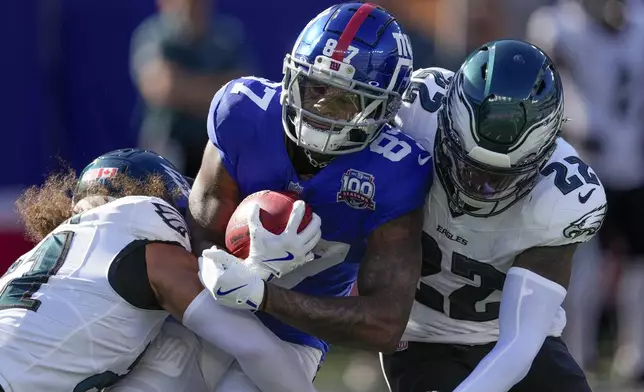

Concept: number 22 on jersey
[[416, 233, 506, 322]]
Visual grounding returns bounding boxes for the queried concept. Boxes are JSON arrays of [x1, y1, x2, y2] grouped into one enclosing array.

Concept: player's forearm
[[187, 185, 234, 253], [454, 268, 567, 392], [186, 220, 219, 254], [183, 291, 316, 392], [262, 284, 404, 352], [186, 211, 221, 254], [453, 342, 535, 392]]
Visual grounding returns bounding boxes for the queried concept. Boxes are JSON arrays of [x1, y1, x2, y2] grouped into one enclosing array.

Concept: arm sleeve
[[453, 267, 567, 392], [182, 290, 316, 392]]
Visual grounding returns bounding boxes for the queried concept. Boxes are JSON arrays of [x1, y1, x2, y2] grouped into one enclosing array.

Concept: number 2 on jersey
[[402, 69, 452, 113], [0, 232, 74, 312], [416, 233, 506, 322]]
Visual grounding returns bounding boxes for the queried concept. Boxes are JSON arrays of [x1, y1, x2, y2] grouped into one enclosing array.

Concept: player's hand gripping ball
[[225, 190, 322, 279]]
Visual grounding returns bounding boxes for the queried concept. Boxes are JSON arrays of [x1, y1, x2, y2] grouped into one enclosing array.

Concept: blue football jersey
[[208, 77, 433, 356]]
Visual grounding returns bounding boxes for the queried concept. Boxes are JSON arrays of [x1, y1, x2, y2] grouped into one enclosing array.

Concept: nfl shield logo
[[287, 181, 304, 196], [330, 61, 341, 71]]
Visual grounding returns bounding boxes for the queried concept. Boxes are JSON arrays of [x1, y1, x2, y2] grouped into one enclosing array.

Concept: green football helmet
[[435, 39, 565, 217]]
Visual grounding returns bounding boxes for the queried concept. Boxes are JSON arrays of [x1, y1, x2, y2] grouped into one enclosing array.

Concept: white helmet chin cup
[[297, 121, 345, 152]]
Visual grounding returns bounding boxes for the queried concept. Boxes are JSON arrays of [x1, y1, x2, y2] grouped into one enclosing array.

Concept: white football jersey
[[0, 195, 191, 392], [398, 68, 607, 345], [528, 0, 644, 188]]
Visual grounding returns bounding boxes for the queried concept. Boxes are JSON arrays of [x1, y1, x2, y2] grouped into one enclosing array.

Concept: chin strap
[[303, 149, 331, 169]]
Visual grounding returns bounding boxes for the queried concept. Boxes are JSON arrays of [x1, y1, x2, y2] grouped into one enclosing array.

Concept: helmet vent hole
[[536, 80, 546, 96], [480, 63, 488, 80]]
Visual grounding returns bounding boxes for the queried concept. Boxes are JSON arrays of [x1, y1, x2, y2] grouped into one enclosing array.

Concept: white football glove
[[245, 200, 322, 280], [198, 247, 266, 311]]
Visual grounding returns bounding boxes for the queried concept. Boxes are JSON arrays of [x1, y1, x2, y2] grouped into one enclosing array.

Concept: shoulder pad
[[209, 77, 281, 114], [207, 76, 282, 144], [396, 67, 455, 152], [369, 126, 432, 167], [207, 76, 283, 180], [107, 196, 191, 251], [410, 67, 455, 84], [361, 126, 433, 234], [529, 139, 607, 246]]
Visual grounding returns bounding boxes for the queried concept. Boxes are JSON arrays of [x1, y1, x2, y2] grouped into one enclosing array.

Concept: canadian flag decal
[[82, 167, 119, 182]]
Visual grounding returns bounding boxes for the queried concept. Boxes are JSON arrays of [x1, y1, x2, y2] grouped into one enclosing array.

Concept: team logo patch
[[287, 181, 304, 196], [81, 167, 119, 182], [563, 204, 607, 240], [337, 169, 376, 210]]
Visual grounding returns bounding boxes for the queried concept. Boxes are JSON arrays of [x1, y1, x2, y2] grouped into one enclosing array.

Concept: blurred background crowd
[[2, 0, 644, 390]]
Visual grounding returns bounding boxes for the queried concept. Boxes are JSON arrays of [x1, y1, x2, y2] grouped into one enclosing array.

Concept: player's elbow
[[380, 328, 406, 353], [497, 346, 534, 383], [494, 335, 543, 378], [377, 336, 402, 353], [373, 313, 408, 353]]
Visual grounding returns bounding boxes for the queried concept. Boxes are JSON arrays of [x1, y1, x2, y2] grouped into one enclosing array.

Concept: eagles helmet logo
[[563, 204, 607, 240]]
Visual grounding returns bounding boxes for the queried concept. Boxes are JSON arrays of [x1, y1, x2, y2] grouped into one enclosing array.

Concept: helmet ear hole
[[480, 63, 488, 80], [348, 128, 368, 143], [536, 79, 546, 96]]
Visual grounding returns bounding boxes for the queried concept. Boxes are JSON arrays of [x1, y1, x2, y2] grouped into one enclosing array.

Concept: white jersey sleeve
[[527, 140, 607, 247], [395, 67, 455, 152], [81, 195, 192, 251], [0, 195, 191, 392]]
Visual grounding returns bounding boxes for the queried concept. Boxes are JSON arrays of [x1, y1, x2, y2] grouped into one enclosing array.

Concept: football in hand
[[225, 190, 313, 259]]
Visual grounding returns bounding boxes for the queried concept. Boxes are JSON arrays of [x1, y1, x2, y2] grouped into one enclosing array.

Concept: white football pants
[[108, 318, 321, 392]]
